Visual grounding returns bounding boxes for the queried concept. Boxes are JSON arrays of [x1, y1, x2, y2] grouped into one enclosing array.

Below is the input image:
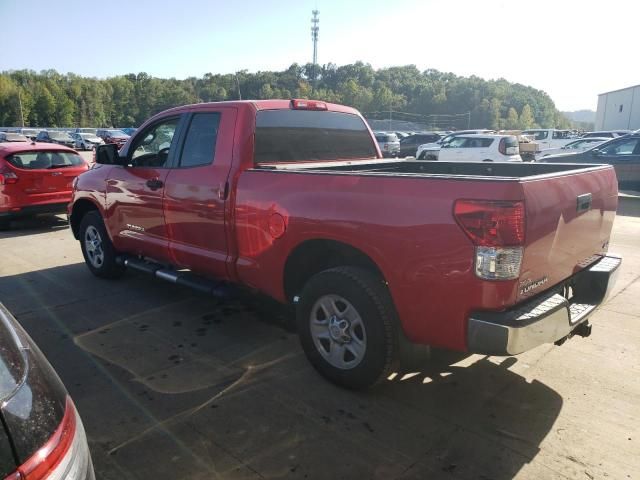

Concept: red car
[[96, 129, 129, 149], [0, 142, 88, 228], [69, 99, 620, 389]]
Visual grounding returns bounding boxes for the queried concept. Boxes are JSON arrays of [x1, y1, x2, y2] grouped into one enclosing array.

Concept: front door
[[105, 116, 183, 263], [163, 108, 237, 279]]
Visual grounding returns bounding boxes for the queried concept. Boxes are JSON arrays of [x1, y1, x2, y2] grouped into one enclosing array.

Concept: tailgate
[[518, 165, 618, 300]]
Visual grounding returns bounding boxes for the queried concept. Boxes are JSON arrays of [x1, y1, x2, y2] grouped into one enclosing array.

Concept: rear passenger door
[[163, 108, 237, 279]]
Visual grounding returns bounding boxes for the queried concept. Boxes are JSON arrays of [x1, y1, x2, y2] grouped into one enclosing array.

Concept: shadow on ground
[[0, 214, 69, 239], [617, 194, 640, 217], [0, 263, 563, 480]]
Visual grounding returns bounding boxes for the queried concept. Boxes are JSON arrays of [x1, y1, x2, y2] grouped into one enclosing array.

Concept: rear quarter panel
[[234, 170, 526, 351]]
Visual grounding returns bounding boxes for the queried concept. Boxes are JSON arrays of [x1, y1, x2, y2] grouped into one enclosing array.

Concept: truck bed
[[256, 160, 609, 180]]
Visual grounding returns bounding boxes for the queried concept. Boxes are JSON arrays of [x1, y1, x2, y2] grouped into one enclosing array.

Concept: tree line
[[0, 62, 572, 130]]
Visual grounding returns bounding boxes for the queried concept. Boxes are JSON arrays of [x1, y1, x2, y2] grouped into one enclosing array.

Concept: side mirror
[[95, 143, 124, 165], [591, 148, 602, 156]]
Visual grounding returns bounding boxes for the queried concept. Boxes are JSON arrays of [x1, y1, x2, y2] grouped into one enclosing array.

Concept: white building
[[595, 85, 640, 131]]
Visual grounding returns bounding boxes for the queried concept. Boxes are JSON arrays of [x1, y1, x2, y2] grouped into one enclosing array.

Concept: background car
[[581, 130, 631, 138], [437, 134, 522, 162], [0, 132, 29, 143], [96, 129, 130, 149], [0, 142, 88, 228], [71, 132, 104, 150], [11, 128, 39, 140], [374, 132, 400, 157], [541, 133, 640, 189], [120, 127, 137, 136], [398, 132, 442, 157], [536, 137, 610, 160], [35, 130, 76, 148], [74, 127, 98, 135], [0, 303, 95, 480], [416, 129, 494, 159]]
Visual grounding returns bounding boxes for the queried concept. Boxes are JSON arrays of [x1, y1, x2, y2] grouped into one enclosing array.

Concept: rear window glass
[[0, 317, 25, 402], [5, 151, 84, 169], [254, 110, 377, 163]]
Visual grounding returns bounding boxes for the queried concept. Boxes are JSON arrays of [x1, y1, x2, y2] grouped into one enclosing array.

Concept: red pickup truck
[[69, 99, 621, 389]]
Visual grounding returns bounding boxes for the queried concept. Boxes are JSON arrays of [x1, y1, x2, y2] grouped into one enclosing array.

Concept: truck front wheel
[[79, 211, 125, 279], [296, 267, 398, 389]]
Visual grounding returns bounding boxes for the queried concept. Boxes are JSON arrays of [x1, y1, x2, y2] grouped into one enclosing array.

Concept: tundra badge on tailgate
[[519, 276, 548, 295]]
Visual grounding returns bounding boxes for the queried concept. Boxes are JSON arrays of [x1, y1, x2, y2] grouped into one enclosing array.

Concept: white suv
[[437, 134, 522, 162]]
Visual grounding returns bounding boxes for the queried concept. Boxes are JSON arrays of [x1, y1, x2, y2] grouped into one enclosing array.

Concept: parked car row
[[0, 127, 136, 151]]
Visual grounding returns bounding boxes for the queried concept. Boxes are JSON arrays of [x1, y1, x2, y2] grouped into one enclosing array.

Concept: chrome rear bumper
[[467, 254, 622, 355]]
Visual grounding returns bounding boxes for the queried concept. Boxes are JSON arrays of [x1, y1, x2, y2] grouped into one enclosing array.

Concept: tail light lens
[[0, 171, 18, 185], [499, 138, 507, 155], [454, 200, 525, 280], [5, 397, 93, 480]]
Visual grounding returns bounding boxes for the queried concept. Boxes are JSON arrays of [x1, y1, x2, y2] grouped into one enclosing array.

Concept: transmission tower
[[311, 10, 319, 89]]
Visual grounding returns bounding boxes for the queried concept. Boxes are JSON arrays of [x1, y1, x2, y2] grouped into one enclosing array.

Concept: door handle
[[146, 179, 164, 190]]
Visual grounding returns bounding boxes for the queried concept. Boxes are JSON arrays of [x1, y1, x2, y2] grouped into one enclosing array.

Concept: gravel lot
[[0, 187, 638, 480]]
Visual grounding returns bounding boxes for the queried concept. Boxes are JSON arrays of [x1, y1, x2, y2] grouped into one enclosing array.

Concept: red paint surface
[[0, 143, 87, 214]]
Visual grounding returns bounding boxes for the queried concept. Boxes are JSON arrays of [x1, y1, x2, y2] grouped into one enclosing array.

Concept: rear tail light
[[454, 200, 525, 280], [291, 99, 328, 110], [499, 138, 519, 156], [5, 397, 93, 480], [499, 138, 507, 155], [0, 171, 18, 185]]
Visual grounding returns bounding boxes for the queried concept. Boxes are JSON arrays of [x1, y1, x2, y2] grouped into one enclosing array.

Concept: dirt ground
[[0, 194, 638, 480]]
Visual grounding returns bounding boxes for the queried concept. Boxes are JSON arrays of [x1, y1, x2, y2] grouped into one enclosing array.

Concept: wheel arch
[[70, 198, 101, 239], [283, 238, 387, 303]]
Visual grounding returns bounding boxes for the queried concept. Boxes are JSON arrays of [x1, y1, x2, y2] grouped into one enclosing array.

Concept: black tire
[[79, 211, 125, 279], [296, 267, 399, 389], [0, 219, 10, 231]]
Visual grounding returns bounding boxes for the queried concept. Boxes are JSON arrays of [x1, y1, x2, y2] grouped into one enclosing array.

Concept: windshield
[[255, 110, 377, 163], [6, 151, 85, 169]]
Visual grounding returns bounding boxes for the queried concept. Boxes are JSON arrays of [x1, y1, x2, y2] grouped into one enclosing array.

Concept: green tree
[[506, 107, 519, 129], [519, 104, 536, 129]]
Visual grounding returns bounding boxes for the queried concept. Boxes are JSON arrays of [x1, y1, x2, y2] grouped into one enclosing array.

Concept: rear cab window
[[5, 151, 84, 169], [254, 110, 377, 163]]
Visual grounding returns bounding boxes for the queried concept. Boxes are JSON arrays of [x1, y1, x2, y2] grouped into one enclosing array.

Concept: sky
[[1, 0, 637, 111]]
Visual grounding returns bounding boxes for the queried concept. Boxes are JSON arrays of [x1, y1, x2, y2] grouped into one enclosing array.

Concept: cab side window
[[178, 113, 221, 168], [130, 118, 179, 167]]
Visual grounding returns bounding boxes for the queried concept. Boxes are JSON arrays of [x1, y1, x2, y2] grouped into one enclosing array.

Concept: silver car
[[71, 133, 104, 150], [374, 132, 401, 157]]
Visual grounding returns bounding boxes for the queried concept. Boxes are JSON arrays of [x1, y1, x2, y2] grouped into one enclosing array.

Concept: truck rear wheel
[[79, 211, 125, 279], [296, 267, 398, 389]]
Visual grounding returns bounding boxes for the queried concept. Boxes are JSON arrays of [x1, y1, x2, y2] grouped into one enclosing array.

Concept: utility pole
[[17, 89, 25, 127], [235, 73, 242, 100], [467, 111, 471, 129], [311, 10, 319, 90]]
